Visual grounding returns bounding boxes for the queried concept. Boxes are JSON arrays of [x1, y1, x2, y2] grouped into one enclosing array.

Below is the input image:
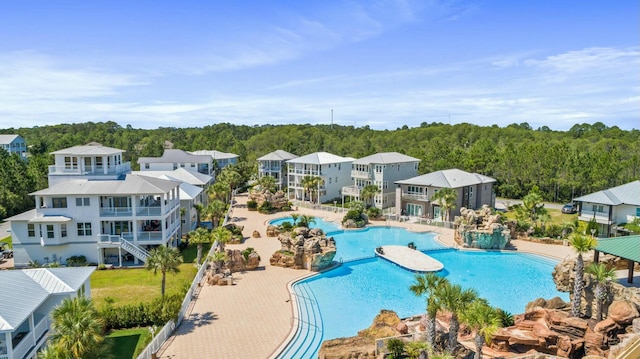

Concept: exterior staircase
[[120, 238, 150, 262]]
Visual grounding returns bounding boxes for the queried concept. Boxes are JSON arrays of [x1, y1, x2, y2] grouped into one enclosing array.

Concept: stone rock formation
[[225, 249, 260, 273], [454, 205, 511, 249], [266, 225, 280, 237], [248, 189, 290, 210], [270, 227, 336, 271], [252, 230, 261, 238], [608, 300, 639, 325], [223, 223, 244, 244]]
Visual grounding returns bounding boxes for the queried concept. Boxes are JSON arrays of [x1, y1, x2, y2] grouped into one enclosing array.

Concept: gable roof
[[31, 174, 180, 196], [0, 134, 22, 144], [189, 150, 238, 160], [157, 175, 203, 200], [574, 180, 640, 206], [257, 150, 298, 161], [0, 267, 95, 331], [132, 168, 212, 186], [50, 144, 124, 156], [596, 235, 640, 263], [138, 149, 212, 164], [395, 168, 496, 188], [353, 152, 420, 165], [286, 151, 354, 165]]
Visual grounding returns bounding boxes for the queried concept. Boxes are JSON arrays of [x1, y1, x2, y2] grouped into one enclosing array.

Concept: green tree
[[569, 233, 597, 317], [207, 181, 230, 203], [386, 338, 405, 359], [301, 175, 324, 203], [193, 203, 204, 228], [208, 250, 228, 274], [435, 282, 478, 352], [410, 273, 446, 347], [257, 175, 277, 192], [298, 215, 315, 228], [46, 296, 105, 359], [204, 200, 227, 228], [145, 246, 183, 296], [586, 263, 617, 321], [431, 187, 458, 221], [188, 227, 211, 265], [211, 227, 232, 251], [360, 184, 381, 208], [405, 341, 429, 359], [460, 300, 501, 359], [218, 168, 243, 203]]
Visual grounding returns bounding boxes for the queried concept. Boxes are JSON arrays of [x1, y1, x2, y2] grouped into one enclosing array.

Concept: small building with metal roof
[[574, 180, 640, 237], [594, 235, 640, 284]]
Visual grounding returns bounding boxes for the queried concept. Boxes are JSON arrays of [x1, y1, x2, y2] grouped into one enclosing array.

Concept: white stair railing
[[120, 238, 150, 262]]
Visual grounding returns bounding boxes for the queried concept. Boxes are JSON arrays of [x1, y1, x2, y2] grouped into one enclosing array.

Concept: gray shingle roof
[[50, 144, 124, 156], [31, 174, 180, 196], [395, 168, 496, 188], [138, 149, 212, 164], [286, 152, 354, 165], [257, 150, 298, 161], [574, 180, 640, 206], [353, 152, 420, 165]]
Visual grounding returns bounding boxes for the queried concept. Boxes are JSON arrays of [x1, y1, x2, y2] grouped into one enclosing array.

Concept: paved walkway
[[157, 196, 577, 359], [377, 245, 444, 272]]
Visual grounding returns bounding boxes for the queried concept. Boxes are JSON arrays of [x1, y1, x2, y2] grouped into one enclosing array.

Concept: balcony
[[579, 210, 611, 224], [342, 185, 360, 196], [351, 170, 370, 179], [402, 192, 430, 201], [288, 169, 321, 176], [259, 165, 282, 172], [9, 316, 49, 359], [48, 162, 131, 176]]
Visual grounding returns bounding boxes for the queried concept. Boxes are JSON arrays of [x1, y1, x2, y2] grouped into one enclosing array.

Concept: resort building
[[574, 180, 640, 237], [138, 149, 214, 176], [286, 152, 354, 204], [0, 267, 95, 359], [47, 144, 131, 187], [7, 174, 182, 268], [257, 150, 298, 189], [395, 168, 496, 220], [342, 152, 420, 209], [189, 150, 239, 170], [0, 134, 27, 160]]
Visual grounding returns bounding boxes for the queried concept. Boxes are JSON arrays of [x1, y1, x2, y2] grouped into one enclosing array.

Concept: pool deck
[[157, 196, 578, 359], [376, 245, 444, 272]]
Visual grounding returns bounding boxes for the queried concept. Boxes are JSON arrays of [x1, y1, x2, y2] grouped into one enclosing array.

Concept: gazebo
[[594, 235, 640, 284]]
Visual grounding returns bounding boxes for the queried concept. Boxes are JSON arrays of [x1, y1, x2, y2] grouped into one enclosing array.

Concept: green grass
[[503, 208, 577, 225], [104, 328, 151, 359], [181, 242, 211, 263], [0, 236, 11, 248]]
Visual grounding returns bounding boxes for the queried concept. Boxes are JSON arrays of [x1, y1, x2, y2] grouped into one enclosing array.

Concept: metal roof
[[31, 174, 180, 196], [158, 175, 203, 200], [395, 168, 496, 188], [138, 149, 212, 164], [189, 150, 239, 160], [50, 144, 124, 156], [29, 216, 72, 223], [0, 267, 95, 332], [132, 168, 213, 186], [257, 150, 298, 161], [353, 152, 420, 165], [596, 235, 640, 263], [574, 180, 640, 206], [0, 134, 22, 144], [286, 151, 354, 165]]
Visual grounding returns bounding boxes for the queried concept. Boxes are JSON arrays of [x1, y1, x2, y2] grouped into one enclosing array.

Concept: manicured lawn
[[104, 328, 152, 359], [503, 208, 577, 225]]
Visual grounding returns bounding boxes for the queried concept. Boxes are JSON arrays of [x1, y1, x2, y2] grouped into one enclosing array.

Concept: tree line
[[1, 121, 638, 220]]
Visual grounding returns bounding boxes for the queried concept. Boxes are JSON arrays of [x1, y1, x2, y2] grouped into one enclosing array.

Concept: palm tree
[[188, 227, 211, 265], [460, 300, 501, 359], [193, 203, 204, 228], [290, 213, 300, 226], [208, 250, 228, 274], [145, 245, 183, 296], [207, 181, 230, 203], [435, 282, 478, 352], [257, 175, 277, 192], [211, 227, 232, 251], [586, 262, 617, 320], [204, 199, 227, 228], [301, 175, 324, 203], [569, 232, 597, 317], [360, 184, 381, 208], [432, 188, 458, 221], [47, 296, 105, 359], [410, 273, 447, 347], [218, 168, 243, 203], [298, 215, 315, 228]]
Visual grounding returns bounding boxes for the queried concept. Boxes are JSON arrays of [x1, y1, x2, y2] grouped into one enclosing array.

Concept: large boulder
[[270, 226, 336, 271], [607, 300, 640, 325], [266, 225, 280, 237]]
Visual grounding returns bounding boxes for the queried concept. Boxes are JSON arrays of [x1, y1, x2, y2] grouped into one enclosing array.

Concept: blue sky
[[0, 0, 638, 130]]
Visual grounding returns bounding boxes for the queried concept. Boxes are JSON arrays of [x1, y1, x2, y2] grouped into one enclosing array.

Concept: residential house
[[286, 152, 354, 204], [47, 144, 131, 187], [257, 150, 298, 189], [574, 180, 640, 237], [342, 152, 420, 209], [7, 174, 182, 268], [0, 134, 27, 160], [189, 150, 239, 171], [0, 267, 95, 359], [395, 168, 496, 220], [138, 149, 214, 176]]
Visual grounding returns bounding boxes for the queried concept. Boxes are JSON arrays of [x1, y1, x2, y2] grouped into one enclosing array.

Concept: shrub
[[497, 308, 515, 327], [97, 263, 107, 270], [280, 221, 293, 232], [366, 207, 382, 219], [242, 247, 256, 261], [66, 255, 88, 267], [343, 209, 364, 224], [247, 200, 258, 210], [545, 224, 562, 238], [281, 206, 291, 211], [515, 220, 530, 233], [532, 226, 545, 237], [101, 293, 184, 330], [386, 338, 405, 359], [258, 200, 274, 214]]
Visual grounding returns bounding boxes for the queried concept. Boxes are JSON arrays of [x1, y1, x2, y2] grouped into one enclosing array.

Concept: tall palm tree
[[290, 213, 300, 226], [360, 184, 381, 208], [257, 175, 277, 192], [301, 175, 324, 203], [218, 168, 243, 203], [432, 188, 458, 221], [410, 273, 447, 347], [145, 245, 183, 296], [586, 262, 617, 320], [298, 215, 315, 228], [435, 282, 478, 352], [208, 250, 228, 274], [569, 232, 597, 317], [47, 296, 105, 359], [207, 181, 230, 203], [188, 227, 211, 265], [204, 199, 227, 228], [193, 203, 204, 228], [460, 300, 501, 359], [211, 227, 232, 251]]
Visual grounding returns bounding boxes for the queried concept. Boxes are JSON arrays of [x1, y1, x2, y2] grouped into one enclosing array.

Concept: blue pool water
[[270, 218, 569, 359]]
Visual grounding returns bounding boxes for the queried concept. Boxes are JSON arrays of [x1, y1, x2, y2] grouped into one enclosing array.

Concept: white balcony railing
[[48, 162, 131, 176], [579, 210, 610, 223], [351, 170, 370, 179], [11, 316, 47, 359], [402, 192, 430, 201], [342, 186, 360, 196]]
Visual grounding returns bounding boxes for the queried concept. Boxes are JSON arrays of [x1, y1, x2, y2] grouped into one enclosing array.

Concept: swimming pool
[[270, 217, 569, 358]]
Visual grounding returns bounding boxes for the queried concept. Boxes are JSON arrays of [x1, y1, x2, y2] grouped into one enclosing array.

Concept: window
[[64, 156, 77, 169], [61, 224, 67, 237], [95, 157, 103, 168], [173, 163, 178, 170], [46, 225, 55, 238], [27, 223, 35, 237], [52, 197, 67, 208], [335, 177, 338, 183], [375, 165, 383, 173], [592, 205, 604, 213], [414, 163, 418, 170], [636, 208, 640, 217], [407, 186, 424, 195], [328, 178, 332, 184], [384, 181, 388, 189], [77, 222, 92, 236], [76, 197, 90, 206], [469, 187, 473, 197], [181, 163, 185, 168], [145, 163, 150, 169]]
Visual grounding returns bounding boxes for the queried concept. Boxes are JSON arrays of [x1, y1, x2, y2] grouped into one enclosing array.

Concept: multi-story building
[[257, 150, 297, 189], [395, 168, 496, 220], [286, 152, 354, 204], [342, 152, 420, 209], [47, 144, 131, 186], [574, 180, 640, 237], [138, 149, 214, 176], [189, 150, 238, 170], [7, 174, 182, 268], [0, 267, 95, 359], [0, 134, 27, 160]]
